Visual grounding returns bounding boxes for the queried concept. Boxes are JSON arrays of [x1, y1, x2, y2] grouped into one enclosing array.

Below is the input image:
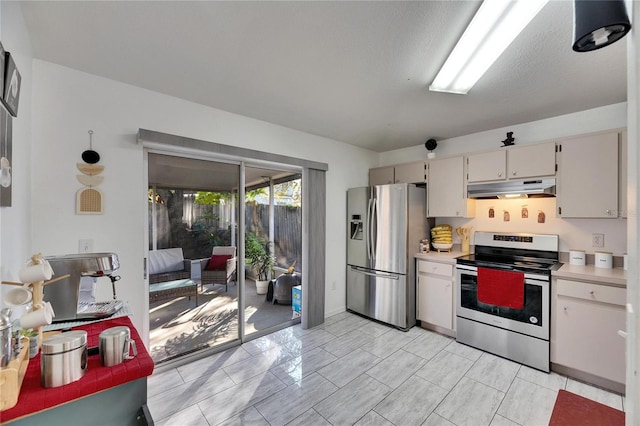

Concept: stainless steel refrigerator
[[346, 183, 427, 330]]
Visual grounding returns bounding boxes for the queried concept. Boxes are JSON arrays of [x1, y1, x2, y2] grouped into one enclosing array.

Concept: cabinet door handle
[[563, 306, 568, 312], [589, 291, 595, 296], [618, 330, 628, 339], [512, 171, 517, 176], [606, 209, 612, 215], [497, 172, 502, 177]]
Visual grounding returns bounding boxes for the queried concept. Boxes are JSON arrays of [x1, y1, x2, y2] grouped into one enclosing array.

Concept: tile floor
[[147, 311, 625, 426]]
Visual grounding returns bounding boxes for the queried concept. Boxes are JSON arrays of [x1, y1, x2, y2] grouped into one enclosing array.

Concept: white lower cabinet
[[416, 259, 455, 334], [551, 278, 626, 385]]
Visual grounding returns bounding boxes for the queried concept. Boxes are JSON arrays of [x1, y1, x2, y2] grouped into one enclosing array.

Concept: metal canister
[[41, 330, 88, 387], [99, 326, 137, 367], [0, 308, 12, 367]]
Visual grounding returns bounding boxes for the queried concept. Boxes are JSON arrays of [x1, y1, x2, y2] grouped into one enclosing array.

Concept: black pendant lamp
[[573, 0, 631, 52]]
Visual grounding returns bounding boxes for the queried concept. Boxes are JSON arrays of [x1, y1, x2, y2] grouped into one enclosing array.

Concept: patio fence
[[151, 191, 302, 270], [246, 203, 302, 270]]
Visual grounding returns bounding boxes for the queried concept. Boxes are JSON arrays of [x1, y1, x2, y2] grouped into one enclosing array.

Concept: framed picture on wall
[[0, 42, 6, 100], [2, 52, 20, 117], [0, 108, 12, 207]]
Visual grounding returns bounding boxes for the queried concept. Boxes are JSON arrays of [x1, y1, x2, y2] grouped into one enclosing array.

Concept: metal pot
[[41, 331, 87, 388], [0, 308, 12, 367]]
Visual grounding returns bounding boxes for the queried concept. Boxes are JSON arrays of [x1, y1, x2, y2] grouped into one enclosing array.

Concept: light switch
[[79, 239, 93, 253]]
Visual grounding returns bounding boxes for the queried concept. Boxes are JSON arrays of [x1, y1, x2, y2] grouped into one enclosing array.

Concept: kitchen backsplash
[[436, 198, 627, 255]]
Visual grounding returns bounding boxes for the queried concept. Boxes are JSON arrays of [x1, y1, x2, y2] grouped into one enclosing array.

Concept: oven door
[[456, 264, 549, 340]]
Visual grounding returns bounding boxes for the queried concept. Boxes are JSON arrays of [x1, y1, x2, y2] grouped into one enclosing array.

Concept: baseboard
[[417, 321, 456, 338], [324, 306, 346, 320], [551, 363, 625, 395]]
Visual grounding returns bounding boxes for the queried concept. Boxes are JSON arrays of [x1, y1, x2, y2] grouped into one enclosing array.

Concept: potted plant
[[245, 232, 275, 294], [21, 328, 39, 358]]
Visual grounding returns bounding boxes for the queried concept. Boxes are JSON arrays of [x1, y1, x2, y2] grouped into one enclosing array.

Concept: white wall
[[30, 60, 378, 342], [443, 198, 626, 255], [380, 103, 628, 256], [0, 2, 33, 317], [625, 0, 639, 418], [381, 102, 627, 165]]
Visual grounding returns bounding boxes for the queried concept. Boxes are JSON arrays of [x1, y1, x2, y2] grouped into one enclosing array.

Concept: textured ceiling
[[21, 1, 627, 153], [148, 153, 295, 192]]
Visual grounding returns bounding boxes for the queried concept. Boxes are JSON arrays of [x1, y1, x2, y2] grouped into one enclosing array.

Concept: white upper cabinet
[[427, 156, 474, 218], [508, 142, 557, 179], [369, 161, 426, 186], [467, 150, 506, 183], [557, 132, 618, 218], [467, 142, 556, 183], [369, 166, 395, 186], [394, 161, 426, 184]]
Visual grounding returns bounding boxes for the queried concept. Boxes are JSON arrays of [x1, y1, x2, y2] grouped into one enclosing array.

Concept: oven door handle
[[456, 264, 477, 272]]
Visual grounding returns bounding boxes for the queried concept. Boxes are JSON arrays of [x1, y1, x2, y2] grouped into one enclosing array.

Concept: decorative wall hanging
[[489, 207, 495, 218], [538, 210, 546, 223], [503, 210, 510, 222], [522, 205, 528, 219], [501, 131, 515, 147], [76, 130, 104, 214], [0, 42, 6, 99], [0, 109, 12, 207], [1, 52, 20, 117]]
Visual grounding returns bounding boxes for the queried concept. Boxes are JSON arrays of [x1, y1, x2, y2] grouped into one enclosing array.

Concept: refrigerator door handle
[[371, 198, 378, 260], [350, 266, 400, 280], [367, 197, 374, 261]]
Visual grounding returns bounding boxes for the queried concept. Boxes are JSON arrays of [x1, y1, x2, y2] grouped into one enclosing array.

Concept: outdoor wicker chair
[[200, 246, 237, 292]]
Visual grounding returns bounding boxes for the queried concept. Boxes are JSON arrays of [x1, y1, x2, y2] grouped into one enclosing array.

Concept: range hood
[[467, 178, 556, 199]]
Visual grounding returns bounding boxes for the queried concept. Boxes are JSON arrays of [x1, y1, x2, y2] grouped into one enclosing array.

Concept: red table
[[1, 316, 154, 424]]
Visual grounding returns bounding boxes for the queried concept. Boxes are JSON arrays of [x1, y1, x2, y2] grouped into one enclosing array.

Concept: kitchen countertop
[[552, 263, 627, 287], [415, 251, 627, 287], [2, 316, 154, 424], [415, 251, 465, 264]]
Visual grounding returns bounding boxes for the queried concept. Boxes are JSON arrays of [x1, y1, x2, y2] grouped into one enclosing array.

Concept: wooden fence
[[246, 203, 302, 270], [152, 189, 302, 270]]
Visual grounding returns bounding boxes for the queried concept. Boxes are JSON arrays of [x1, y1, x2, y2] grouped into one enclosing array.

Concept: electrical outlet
[[79, 239, 93, 253], [592, 233, 604, 248]]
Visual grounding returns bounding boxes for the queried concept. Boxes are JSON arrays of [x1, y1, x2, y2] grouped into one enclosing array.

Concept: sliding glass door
[[146, 153, 302, 365], [148, 153, 240, 364], [243, 166, 302, 338]]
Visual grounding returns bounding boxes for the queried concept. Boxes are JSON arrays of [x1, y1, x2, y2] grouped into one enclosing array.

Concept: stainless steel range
[[456, 232, 559, 372]]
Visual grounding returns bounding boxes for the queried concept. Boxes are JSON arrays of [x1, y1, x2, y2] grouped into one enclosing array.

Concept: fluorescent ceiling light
[[430, 0, 549, 94]]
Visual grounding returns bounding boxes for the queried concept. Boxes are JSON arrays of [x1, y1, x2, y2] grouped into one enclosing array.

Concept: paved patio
[[149, 279, 296, 364]]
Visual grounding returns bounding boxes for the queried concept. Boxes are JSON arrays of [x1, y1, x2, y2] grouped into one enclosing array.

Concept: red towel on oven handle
[[477, 267, 525, 309]]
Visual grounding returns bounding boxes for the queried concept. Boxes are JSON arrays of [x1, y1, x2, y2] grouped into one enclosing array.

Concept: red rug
[[549, 389, 625, 425]]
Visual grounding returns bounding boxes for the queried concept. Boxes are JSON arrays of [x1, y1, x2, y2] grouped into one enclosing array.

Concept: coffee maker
[[44, 253, 123, 322]]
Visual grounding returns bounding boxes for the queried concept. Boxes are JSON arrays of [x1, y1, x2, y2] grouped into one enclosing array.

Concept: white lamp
[[429, 0, 549, 95]]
